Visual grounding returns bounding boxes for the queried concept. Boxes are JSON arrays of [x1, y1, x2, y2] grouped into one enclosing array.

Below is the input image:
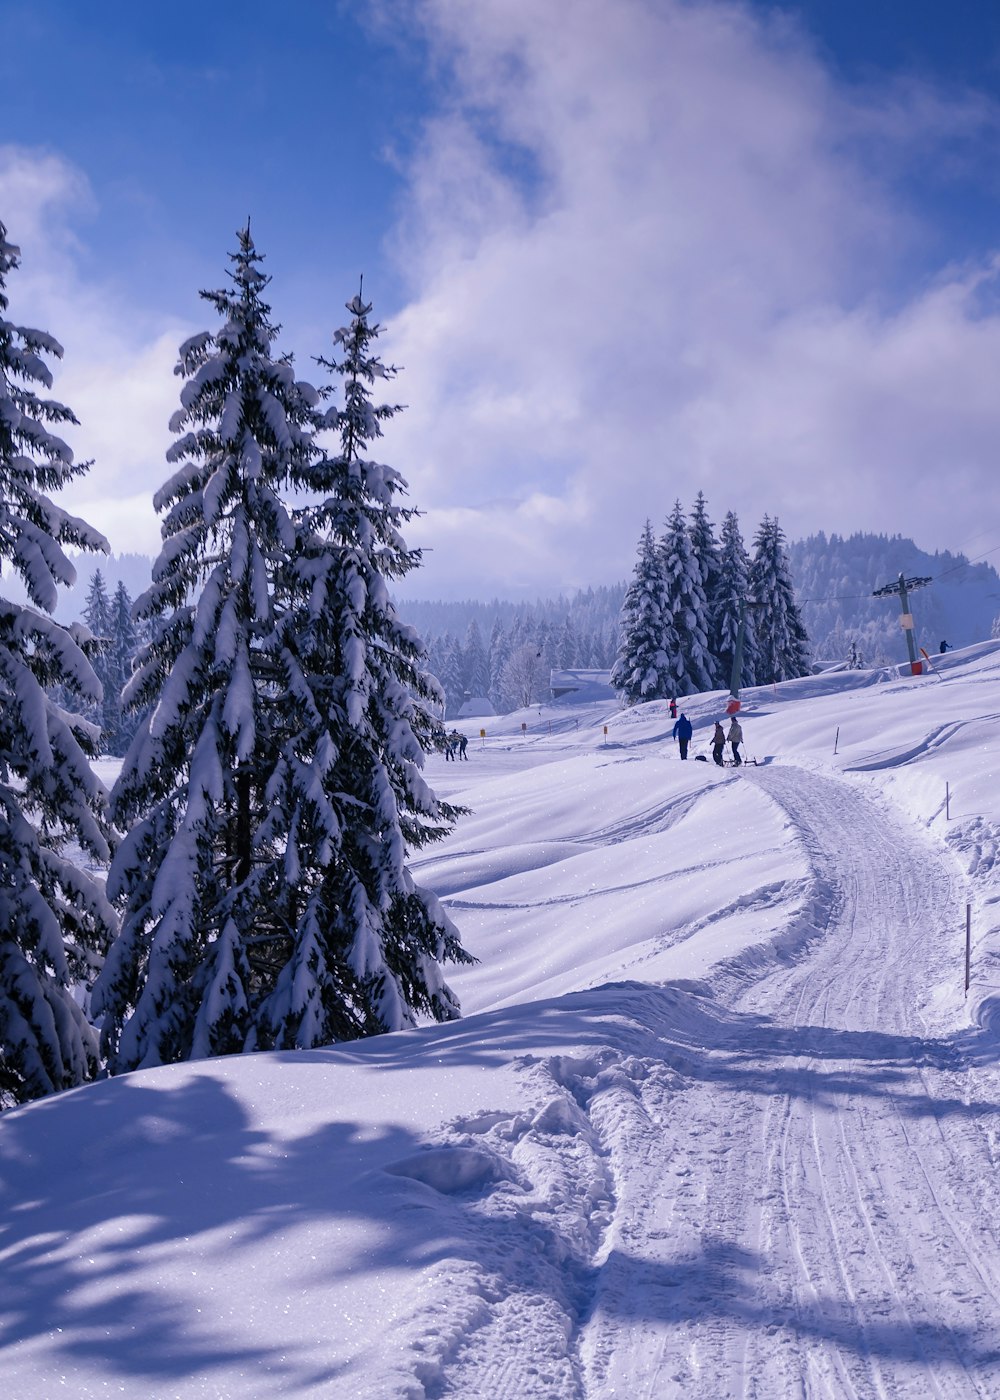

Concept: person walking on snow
[[672, 711, 693, 760], [711, 721, 726, 767], [728, 717, 743, 766], [669, 697, 678, 720]]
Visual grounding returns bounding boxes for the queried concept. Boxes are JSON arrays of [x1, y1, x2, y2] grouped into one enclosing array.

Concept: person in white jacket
[[727, 717, 743, 766]]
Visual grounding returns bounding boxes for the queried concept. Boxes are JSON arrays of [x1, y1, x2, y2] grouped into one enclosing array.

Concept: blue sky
[[3, 0, 1000, 600]]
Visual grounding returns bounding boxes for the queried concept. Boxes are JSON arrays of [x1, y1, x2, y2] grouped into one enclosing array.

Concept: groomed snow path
[[556, 764, 1000, 1399]]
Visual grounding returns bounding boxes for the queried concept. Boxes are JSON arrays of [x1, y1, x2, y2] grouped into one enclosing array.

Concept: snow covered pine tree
[[93, 234, 470, 1070], [660, 499, 714, 696], [611, 519, 674, 703], [462, 620, 491, 703], [0, 221, 117, 1107], [750, 514, 811, 684], [713, 510, 759, 690], [106, 579, 141, 756], [82, 568, 118, 746], [688, 492, 722, 689], [254, 290, 472, 1047]]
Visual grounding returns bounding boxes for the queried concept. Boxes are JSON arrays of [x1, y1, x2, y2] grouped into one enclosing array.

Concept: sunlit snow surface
[[4, 644, 1000, 1398]]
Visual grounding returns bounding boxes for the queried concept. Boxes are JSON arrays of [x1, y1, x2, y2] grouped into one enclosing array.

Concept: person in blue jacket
[[672, 711, 693, 760]]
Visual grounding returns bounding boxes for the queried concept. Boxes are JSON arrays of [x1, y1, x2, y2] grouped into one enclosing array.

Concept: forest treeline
[[45, 537, 1000, 722]]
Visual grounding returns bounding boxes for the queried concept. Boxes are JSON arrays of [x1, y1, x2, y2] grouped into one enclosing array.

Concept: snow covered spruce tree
[[688, 491, 722, 688], [659, 499, 714, 695], [437, 634, 466, 718], [487, 617, 509, 709], [83, 568, 112, 640], [611, 519, 674, 703], [463, 619, 491, 701], [250, 290, 472, 1048], [82, 568, 117, 744], [93, 246, 469, 1070], [0, 221, 117, 1107], [750, 515, 811, 684], [713, 510, 759, 691], [105, 580, 141, 757], [92, 227, 316, 1071]]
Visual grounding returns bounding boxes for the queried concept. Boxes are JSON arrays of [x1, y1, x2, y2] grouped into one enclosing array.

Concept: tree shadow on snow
[[0, 1073, 475, 1394], [278, 979, 1000, 1124], [588, 1235, 1000, 1373], [6, 980, 1000, 1391]]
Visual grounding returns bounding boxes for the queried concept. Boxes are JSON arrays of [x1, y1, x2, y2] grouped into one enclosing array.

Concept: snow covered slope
[[3, 645, 1000, 1398]]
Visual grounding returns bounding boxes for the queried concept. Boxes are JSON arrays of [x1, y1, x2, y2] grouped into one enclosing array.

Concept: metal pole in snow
[[966, 903, 972, 997], [872, 572, 932, 675], [834, 726, 839, 755]]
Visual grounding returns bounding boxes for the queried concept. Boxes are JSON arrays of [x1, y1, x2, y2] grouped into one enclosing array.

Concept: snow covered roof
[[550, 668, 614, 699], [457, 694, 495, 718]]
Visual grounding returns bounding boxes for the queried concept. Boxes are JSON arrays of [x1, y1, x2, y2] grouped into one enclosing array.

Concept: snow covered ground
[[4, 644, 1000, 1398]]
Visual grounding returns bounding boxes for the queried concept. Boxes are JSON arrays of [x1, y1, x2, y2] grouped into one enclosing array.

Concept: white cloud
[[380, 0, 1000, 598], [0, 145, 189, 559], [5, 2, 1000, 605]]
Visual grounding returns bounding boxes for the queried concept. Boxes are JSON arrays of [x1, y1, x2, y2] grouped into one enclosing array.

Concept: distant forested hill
[[13, 533, 999, 682], [788, 533, 1000, 665], [399, 585, 626, 659]]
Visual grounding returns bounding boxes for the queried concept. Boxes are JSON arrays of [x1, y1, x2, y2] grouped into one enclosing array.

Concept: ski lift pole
[[873, 572, 932, 676]]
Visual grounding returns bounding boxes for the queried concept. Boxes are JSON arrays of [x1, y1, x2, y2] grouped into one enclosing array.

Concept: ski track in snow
[[427, 763, 1000, 1398], [846, 713, 1000, 773]]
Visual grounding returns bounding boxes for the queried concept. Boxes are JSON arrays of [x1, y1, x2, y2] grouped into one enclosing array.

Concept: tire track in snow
[[577, 764, 1000, 1399]]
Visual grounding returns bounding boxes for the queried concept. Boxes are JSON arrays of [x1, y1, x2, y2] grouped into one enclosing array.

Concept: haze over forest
[[30, 529, 1000, 682]]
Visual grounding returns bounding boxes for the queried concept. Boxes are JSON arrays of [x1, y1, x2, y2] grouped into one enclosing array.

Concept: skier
[[669, 697, 678, 720], [727, 716, 743, 766], [940, 640, 951, 654], [711, 720, 726, 767], [458, 733, 469, 760], [672, 711, 693, 760]]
